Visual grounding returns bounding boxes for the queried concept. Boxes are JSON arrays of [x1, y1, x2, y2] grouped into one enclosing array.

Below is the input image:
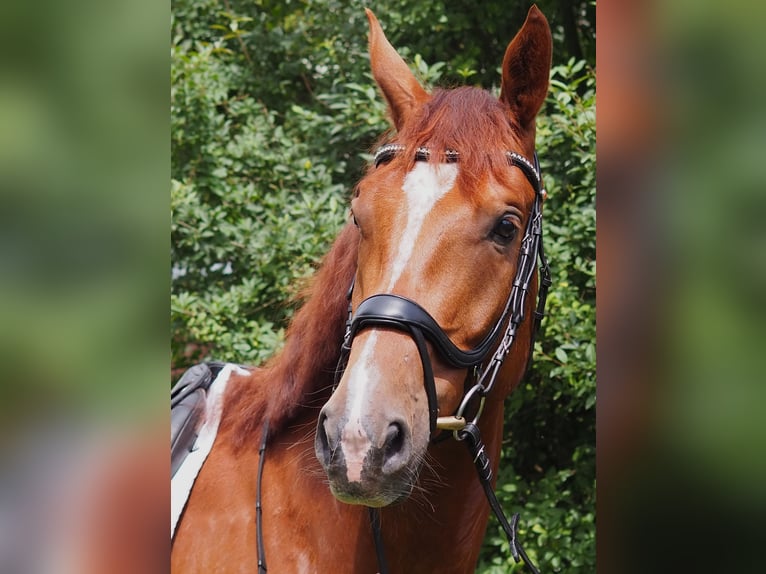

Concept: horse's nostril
[[383, 421, 406, 461], [315, 413, 332, 465]]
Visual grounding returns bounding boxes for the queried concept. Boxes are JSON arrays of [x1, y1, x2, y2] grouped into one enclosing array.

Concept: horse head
[[315, 6, 551, 507]]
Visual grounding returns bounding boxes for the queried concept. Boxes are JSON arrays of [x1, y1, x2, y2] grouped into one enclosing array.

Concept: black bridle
[[335, 145, 550, 435], [255, 146, 550, 574], [330, 144, 551, 573]]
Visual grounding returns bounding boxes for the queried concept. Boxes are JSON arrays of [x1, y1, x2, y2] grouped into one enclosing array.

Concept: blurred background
[[0, 0, 168, 572], [0, 0, 764, 572], [598, 0, 766, 572]]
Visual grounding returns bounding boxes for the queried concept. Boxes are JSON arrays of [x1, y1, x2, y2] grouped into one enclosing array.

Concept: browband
[[373, 144, 544, 197]]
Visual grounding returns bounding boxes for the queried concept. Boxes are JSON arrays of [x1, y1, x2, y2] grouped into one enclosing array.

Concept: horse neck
[[224, 223, 359, 446]]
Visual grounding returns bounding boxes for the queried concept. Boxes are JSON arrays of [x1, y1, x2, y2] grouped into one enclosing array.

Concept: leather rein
[[256, 145, 550, 573]]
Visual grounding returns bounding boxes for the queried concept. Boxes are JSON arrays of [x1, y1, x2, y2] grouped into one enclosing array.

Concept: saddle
[[170, 362, 225, 477], [172, 361, 255, 538]]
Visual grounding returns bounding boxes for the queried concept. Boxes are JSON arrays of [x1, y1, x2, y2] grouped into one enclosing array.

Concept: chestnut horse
[[172, 6, 552, 573]]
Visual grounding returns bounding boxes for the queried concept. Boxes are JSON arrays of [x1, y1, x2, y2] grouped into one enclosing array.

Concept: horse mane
[[224, 222, 359, 447]]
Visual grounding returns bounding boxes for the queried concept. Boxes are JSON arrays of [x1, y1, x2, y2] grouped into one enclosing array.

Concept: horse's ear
[[499, 5, 552, 138], [366, 8, 429, 130]]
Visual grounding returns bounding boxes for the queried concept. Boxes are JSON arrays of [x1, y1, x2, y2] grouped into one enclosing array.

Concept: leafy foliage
[[171, 1, 595, 571], [478, 57, 595, 574]]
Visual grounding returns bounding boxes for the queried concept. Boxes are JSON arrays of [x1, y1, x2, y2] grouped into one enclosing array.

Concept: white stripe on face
[[341, 331, 380, 482], [387, 162, 459, 289], [340, 162, 458, 481]]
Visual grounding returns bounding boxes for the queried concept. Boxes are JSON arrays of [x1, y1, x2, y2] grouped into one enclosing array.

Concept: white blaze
[[340, 162, 459, 481], [387, 162, 459, 289], [342, 331, 380, 482]]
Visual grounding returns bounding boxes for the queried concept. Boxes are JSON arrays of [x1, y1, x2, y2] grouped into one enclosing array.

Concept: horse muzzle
[[315, 404, 417, 506]]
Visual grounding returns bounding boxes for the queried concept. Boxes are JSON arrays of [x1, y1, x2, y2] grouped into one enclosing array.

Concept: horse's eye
[[491, 216, 518, 245]]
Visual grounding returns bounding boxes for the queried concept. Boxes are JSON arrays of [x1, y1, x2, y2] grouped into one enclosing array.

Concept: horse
[[171, 6, 552, 573]]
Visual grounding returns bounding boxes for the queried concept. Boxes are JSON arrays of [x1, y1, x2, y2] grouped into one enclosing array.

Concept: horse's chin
[[324, 461, 419, 508], [329, 483, 412, 507]]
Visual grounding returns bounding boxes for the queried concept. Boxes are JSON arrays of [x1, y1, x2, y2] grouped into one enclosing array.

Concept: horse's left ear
[[499, 5, 552, 138]]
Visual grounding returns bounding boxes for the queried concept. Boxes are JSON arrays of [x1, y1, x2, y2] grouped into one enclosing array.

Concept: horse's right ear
[[366, 8, 429, 130]]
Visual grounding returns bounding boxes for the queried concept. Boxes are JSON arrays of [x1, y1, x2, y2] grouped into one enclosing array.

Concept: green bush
[[477, 57, 595, 574], [171, 2, 595, 571]]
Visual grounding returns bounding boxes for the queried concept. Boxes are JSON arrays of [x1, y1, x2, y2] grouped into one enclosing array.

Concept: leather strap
[[256, 420, 269, 573], [350, 294, 509, 369], [410, 327, 439, 434], [458, 423, 540, 574], [368, 507, 390, 574]]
